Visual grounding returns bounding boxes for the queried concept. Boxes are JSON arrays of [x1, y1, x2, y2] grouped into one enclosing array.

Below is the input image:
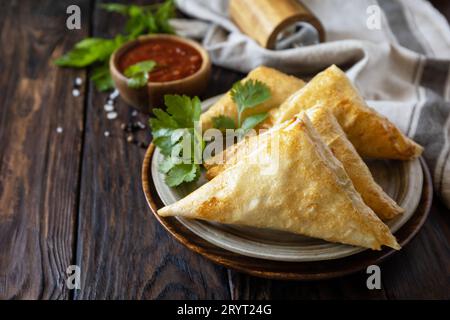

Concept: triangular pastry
[[205, 106, 404, 220], [200, 66, 305, 131], [159, 113, 400, 250], [264, 65, 423, 160]]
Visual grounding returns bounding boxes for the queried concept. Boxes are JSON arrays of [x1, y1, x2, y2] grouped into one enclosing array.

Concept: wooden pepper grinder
[[229, 0, 325, 49]]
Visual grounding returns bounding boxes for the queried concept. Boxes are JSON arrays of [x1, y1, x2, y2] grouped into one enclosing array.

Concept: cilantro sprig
[[213, 79, 271, 133], [54, 0, 175, 92], [150, 80, 272, 187], [124, 60, 157, 88], [150, 95, 204, 187]]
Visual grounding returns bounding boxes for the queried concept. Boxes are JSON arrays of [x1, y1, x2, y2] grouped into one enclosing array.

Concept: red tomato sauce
[[119, 38, 203, 83]]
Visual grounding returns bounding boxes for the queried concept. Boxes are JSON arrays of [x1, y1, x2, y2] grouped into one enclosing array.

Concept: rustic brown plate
[[142, 142, 433, 280]]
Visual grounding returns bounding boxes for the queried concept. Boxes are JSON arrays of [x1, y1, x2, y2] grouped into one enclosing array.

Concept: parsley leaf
[[100, 3, 130, 14], [124, 60, 156, 88], [54, 36, 125, 68], [213, 79, 271, 134], [230, 79, 271, 127], [164, 95, 202, 128], [154, 0, 176, 34], [149, 95, 204, 187], [91, 63, 114, 92], [241, 112, 268, 132], [212, 116, 236, 130], [55, 0, 175, 91], [165, 163, 200, 187]]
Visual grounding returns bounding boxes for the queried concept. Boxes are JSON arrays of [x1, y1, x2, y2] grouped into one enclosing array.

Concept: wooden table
[[0, 0, 449, 300]]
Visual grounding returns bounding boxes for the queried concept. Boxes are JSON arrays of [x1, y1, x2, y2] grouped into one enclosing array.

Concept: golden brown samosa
[[200, 66, 305, 131], [205, 106, 404, 220], [159, 113, 400, 250], [264, 65, 423, 160]]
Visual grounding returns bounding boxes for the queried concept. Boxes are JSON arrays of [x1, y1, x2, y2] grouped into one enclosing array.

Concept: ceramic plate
[[150, 96, 423, 262]]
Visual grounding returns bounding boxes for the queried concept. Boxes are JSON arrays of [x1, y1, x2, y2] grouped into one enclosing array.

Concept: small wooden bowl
[[110, 34, 211, 113]]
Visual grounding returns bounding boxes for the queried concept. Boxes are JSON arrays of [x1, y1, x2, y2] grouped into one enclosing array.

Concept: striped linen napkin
[[173, 0, 450, 208]]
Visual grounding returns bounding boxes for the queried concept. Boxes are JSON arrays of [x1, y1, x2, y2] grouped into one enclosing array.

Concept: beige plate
[[151, 95, 423, 262]]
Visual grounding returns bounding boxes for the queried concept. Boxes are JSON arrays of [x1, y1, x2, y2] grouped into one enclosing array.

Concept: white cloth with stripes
[[174, 0, 450, 208]]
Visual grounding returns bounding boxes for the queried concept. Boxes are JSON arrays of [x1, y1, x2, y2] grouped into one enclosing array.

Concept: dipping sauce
[[119, 38, 203, 83]]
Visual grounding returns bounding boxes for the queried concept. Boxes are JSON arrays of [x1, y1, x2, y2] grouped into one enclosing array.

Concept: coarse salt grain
[[56, 127, 63, 133], [109, 89, 119, 100], [106, 111, 118, 120], [104, 104, 114, 112], [136, 121, 146, 129], [75, 77, 83, 86], [104, 131, 110, 137], [72, 89, 80, 97]]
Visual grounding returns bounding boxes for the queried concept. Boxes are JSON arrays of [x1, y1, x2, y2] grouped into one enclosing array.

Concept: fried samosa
[[159, 113, 400, 250], [264, 65, 423, 160], [200, 66, 305, 131], [205, 106, 404, 220]]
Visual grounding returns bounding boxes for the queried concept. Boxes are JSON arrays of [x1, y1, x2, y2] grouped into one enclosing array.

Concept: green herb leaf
[[124, 60, 156, 88], [212, 116, 236, 130], [124, 60, 157, 77], [90, 63, 114, 92], [164, 95, 202, 128], [241, 112, 268, 132], [125, 5, 147, 36], [165, 163, 200, 187], [55, 37, 122, 68], [149, 95, 204, 187], [158, 156, 177, 174], [155, 0, 175, 34], [230, 79, 271, 114], [54, 0, 176, 92], [100, 3, 130, 15], [230, 79, 271, 127], [127, 73, 147, 88]]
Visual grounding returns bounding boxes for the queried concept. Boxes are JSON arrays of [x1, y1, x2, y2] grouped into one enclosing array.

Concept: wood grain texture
[[0, 0, 90, 299], [0, 0, 448, 300], [74, 0, 230, 300], [381, 199, 450, 299]]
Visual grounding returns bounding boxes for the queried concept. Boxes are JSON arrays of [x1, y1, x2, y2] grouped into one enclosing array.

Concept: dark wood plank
[[74, 0, 230, 299], [0, 0, 90, 299], [381, 200, 450, 299], [228, 271, 388, 300]]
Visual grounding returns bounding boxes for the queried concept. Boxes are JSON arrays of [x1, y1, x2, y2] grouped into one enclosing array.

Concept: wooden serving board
[[142, 144, 433, 281]]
